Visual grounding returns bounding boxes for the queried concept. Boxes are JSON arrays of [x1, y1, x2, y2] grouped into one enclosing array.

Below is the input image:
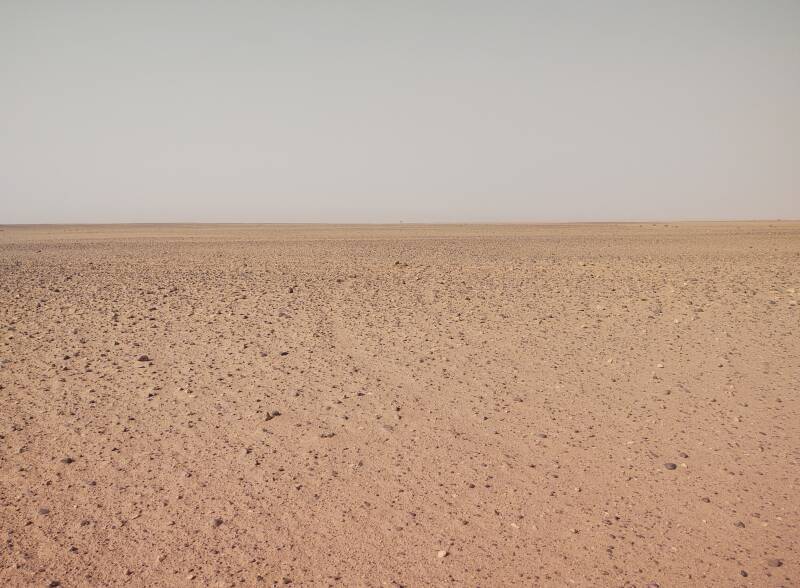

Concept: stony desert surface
[[0, 222, 798, 587]]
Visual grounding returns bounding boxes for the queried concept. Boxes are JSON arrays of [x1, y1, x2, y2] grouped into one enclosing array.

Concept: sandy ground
[[0, 222, 798, 587]]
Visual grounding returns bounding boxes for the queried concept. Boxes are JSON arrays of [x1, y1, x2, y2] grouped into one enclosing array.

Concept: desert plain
[[0, 222, 798, 587]]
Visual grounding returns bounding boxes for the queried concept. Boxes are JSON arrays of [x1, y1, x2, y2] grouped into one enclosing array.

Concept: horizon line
[[2, 218, 799, 228]]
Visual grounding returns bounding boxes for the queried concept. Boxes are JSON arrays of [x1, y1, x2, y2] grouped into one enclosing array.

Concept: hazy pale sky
[[1, 1, 798, 223]]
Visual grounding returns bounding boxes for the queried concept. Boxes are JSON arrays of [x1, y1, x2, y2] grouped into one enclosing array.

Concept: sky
[[1, 1, 798, 224]]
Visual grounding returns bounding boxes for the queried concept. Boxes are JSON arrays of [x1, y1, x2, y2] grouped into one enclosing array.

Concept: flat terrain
[[1, 222, 798, 587]]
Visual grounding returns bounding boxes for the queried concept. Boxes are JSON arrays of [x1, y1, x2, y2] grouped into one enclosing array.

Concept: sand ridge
[[0, 222, 798, 586]]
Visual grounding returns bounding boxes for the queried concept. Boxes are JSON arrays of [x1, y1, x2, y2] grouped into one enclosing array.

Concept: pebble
[[320, 432, 335, 438], [664, 463, 677, 470], [212, 517, 224, 528], [740, 570, 748, 577], [137, 355, 150, 362], [734, 521, 745, 528], [767, 558, 783, 567], [38, 507, 50, 515], [437, 550, 448, 558], [60, 456, 75, 464]]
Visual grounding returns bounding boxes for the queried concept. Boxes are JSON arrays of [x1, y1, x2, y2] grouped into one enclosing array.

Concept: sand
[[0, 222, 798, 587]]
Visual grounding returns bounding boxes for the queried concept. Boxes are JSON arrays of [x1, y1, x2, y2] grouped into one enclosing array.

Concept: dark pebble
[[38, 507, 50, 515], [767, 558, 783, 567], [212, 517, 224, 528], [137, 355, 150, 362], [734, 521, 745, 528], [740, 570, 748, 577], [60, 457, 75, 464], [664, 463, 678, 470]]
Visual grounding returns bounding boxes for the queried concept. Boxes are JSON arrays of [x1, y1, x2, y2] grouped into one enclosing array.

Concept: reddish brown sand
[[1, 222, 798, 587]]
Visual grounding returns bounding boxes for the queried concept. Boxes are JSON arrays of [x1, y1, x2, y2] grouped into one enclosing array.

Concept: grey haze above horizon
[[1, 1, 798, 224]]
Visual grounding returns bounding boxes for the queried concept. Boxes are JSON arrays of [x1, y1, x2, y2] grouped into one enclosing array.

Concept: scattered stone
[[320, 432, 335, 438], [678, 452, 689, 458], [38, 507, 50, 515], [212, 517, 224, 528], [766, 558, 783, 567], [734, 521, 745, 528], [740, 570, 748, 577], [664, 463, 677, 470], [437, 550, 448, 558], [701, 497, 711, 503], [137, 355, 150, 362], [60, 456, 75, 464], [280, 351, 289, 356], [48, 581, 61, 588]]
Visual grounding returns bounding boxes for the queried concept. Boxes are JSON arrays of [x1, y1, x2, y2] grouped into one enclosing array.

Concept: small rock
[[60, 457, 75, 464], [678, 452, 689, 458], [664, 463, 677, 470], [734, 521, 745, 528], [48, 581, 61, 588], [437, 550, 448, 558], [212, 517, 223, 528], [137, 355, 150, 362], [38, 507, 50, 515], [740, 570, 748, 577], [320, 432, 335, 439], [767, 558, 783, 567]]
